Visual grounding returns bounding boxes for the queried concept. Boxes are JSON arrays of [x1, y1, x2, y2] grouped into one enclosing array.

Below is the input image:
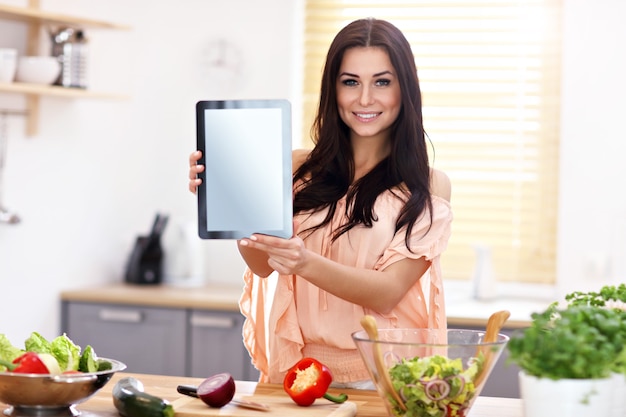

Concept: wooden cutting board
[[80, 381, 357, 417], [170, 395, 357, 417]]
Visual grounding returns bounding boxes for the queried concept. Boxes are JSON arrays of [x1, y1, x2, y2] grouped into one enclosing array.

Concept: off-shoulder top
[[239, 188, 452, 384]]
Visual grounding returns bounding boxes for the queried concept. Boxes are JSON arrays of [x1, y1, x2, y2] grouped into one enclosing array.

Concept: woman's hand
[[239, 222, 308, 276], [189, 150, 204, 194]]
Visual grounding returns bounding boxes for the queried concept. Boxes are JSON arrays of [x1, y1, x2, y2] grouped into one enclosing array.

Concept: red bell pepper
[[283, 357, 348, 407], [0, 352, 49, 374]]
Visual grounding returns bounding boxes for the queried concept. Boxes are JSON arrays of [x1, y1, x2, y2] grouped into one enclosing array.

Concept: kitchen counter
[[42, 372, 522, 417], [61, 282, 554, 327], [60, 283, 244, 311]]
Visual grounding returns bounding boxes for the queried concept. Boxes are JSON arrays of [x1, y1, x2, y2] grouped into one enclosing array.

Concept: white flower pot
[[519, 371, 614, 417], [612, 373, 626, 417]]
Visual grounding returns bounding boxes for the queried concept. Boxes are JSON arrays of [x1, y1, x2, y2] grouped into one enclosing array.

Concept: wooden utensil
[[475, 310, 511, 387], [360, 315, 407, 411]]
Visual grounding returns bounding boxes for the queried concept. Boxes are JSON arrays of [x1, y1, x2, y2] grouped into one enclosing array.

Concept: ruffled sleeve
[[240, 269, 304, 383], [374, 196, 453, 329], [239, 268, 270, 382]]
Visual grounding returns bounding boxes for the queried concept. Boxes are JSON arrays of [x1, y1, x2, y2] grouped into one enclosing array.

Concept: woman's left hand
[[239, 221, 307, 275]]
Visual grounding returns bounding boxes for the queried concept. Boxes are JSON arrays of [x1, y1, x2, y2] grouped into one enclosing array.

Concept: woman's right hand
[[188, 150, 204, 194]]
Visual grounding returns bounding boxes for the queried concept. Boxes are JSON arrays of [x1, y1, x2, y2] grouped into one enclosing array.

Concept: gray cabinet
[[61, 301, 258, 381], [451, 323, 521, 398], [188, 310, 259, 381]]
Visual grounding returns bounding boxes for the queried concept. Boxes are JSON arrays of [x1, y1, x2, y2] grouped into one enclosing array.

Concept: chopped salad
[[387, 354, 484, 417]]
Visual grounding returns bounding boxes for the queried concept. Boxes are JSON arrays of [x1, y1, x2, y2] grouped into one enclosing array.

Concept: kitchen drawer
[[188, 309, 259, 381], [62, 301, 186, 376]]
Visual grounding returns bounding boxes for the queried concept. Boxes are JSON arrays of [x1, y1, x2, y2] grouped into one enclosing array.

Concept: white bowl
[[15, 56, 61, 85]]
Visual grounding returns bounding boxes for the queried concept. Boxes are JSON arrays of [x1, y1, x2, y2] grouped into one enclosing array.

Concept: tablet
[[196, 99, 293, 239]]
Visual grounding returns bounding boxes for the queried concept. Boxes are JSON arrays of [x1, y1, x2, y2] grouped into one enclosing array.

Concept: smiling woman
[[302, 0, 561, 285]]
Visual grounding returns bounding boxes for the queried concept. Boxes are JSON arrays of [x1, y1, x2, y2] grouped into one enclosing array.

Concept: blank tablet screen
[[196, 99, 292, 239]]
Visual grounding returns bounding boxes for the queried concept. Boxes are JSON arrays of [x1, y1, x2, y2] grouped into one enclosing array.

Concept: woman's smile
[[353, 111, 382, 122]]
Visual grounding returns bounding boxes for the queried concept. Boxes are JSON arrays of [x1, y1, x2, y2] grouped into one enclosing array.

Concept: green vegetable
[[24, 332, 52, 355], [1, 333, 104, 374], [79, 345, 98, 373], [50, 334, 81, 371], [97, 358, 113, 371], [113, 377, 174, 417], [0, 334, 24, 371], [387, 354, 484, 417], [507, 303, 626, 379]]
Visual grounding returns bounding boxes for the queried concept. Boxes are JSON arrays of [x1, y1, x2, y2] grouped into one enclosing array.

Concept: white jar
[[0, 48, 18, 83]]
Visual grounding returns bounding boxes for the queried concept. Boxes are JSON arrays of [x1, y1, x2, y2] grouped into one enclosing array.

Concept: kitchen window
[[301, 0, 561, 284]]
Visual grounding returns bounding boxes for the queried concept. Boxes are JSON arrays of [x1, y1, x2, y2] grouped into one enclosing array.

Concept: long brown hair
[[294, 18, 433, 249]]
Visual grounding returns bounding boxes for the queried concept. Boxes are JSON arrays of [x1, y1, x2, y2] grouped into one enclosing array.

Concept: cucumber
[[112, 377, 174, 417]]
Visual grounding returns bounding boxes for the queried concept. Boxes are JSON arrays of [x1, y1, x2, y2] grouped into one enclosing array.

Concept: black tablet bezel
[[196, 99, 293, 239]]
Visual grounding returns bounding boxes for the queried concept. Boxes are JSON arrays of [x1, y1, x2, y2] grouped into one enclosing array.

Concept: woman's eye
[[375, 78, 391, 87], [341, 79, 358, 86]]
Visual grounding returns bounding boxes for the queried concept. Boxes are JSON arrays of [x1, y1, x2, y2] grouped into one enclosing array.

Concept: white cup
[[0, 48, 18, 83]]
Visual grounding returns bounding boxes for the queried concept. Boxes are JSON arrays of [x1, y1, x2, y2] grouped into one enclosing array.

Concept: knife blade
[[176, 384, 270, 412]]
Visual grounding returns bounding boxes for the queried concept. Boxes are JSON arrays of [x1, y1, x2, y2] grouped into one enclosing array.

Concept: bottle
[[51, 27, 88, 88]]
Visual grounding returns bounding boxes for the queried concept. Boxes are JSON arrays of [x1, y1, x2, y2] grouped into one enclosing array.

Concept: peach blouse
[[239, 189, 452, 384]]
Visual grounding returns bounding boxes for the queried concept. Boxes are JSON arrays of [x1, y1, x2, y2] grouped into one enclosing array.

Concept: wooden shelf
[[0, 1, 130, 136], [0, 3, 131, 30], [0, 81, 128, 99]]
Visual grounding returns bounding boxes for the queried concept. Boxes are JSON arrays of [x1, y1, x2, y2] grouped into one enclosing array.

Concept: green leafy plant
[[507, 302, 626, 380], [565, 283, 626, 308]]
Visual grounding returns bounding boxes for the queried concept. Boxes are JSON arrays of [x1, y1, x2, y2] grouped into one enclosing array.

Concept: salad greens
[[387, 354, 484, 417], [24, 332, 52, 354], [0, 335, 24, 362], [0, 332, 105, 373], [50, 334, 81, 371]]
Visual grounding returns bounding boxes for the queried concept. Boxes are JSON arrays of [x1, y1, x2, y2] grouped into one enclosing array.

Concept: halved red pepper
[[0, 352, 49, 374], [283, 357, 348, 406]]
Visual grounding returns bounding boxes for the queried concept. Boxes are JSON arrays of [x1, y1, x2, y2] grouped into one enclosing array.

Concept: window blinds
[[302, 0, 561, 283]]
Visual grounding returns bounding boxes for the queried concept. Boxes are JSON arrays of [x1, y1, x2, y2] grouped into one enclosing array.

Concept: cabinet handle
[[98, 309, 143, 323], [190, 314, 235, 329]]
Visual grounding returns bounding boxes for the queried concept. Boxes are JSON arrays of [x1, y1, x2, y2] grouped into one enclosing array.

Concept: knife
[[176, 384, 270, 412]]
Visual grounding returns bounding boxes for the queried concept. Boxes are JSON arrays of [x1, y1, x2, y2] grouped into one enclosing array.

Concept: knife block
[[125, 236, 163, 285]]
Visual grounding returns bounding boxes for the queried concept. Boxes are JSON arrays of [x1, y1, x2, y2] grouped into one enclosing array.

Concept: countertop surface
[[61, 281, 555, 328], [28, 372, 522, 417], [61, 283, 244, 312]]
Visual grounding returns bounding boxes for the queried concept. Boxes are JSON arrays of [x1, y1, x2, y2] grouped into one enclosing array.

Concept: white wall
[[556, 0, 626, 297], [0, 0, 299, 343], [0, 0, 624, 344]]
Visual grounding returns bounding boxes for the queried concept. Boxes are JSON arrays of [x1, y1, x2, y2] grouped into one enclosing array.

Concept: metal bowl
[[0, 358, 126, 416]]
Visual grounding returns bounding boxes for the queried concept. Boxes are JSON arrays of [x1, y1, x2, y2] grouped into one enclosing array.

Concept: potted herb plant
[[507, 285, 626, 417]]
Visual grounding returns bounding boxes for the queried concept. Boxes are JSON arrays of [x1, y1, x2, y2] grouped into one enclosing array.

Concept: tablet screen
[[196, 99, 293, 239]]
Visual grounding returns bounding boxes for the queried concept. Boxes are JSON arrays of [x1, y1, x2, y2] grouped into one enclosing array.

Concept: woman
[[188, 18, 452, 387]]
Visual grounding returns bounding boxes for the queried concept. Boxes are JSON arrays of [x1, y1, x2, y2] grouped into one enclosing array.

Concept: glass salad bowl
[[352, 329, 508, 417], [0, 358, 126, 416]]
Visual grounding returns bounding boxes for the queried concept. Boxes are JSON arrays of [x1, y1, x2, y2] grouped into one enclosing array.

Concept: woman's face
[[336, 46, 402, 143]]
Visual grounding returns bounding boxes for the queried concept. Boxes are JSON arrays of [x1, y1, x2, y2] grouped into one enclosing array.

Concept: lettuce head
[[24, 332, 52, 354], [50, 334, 81, 371], [0, 334, 24, 370]]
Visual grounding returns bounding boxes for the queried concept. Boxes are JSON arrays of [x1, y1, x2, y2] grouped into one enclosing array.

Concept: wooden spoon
[[360, 315, 407, 411], [474, 310, 511, 387]]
